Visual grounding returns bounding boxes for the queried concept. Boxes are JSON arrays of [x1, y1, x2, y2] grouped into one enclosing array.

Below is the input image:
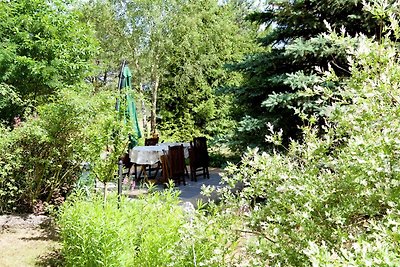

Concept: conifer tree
[[229, 0, 384, 150]]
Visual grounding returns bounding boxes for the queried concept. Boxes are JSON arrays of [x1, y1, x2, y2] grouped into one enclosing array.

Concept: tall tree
[[80, 0, 259, 140], [80, 0, 179, 136], [0, 0, 98, 123], [77, 0, 128, 88], [229, 0, 383, 150], [158, 0, 259, 141], [122, 0, 179, 135]]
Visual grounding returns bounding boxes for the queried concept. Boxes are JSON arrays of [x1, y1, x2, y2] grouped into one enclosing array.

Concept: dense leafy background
[[1, 1, 400, 266], [215, 8, 400, 265], [58, 191, 239, 267], [227, 0, 383, 151], [79, 0, 259, 142], [0, 0, 98, 124]]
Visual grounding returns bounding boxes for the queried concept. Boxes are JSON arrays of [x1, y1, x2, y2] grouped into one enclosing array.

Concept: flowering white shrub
[[216, 3, 400, 266]]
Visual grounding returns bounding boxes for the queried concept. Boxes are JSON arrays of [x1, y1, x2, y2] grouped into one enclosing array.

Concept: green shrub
[[58, 190, 182, 267], [58, 189, 239, 267], [0, 126, 24, 212], [0, 85, 126, 213], [215, 4, 400, 266], [209, 150, 240, 168]]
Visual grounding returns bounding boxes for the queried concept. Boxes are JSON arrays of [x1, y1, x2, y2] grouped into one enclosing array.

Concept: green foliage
[[0, 83, 26, 124], [159, 112, 203, 142], [215, 6, 400, 265], [86, 96, 132, 202], [58, 191, 182, 267], [77, 0, 128, 86], [0, 0, 98, 122], [0, 126, 23, 212], [0, 84, 124, 213], [158, 0, 258, 141], [79, 0, 258, 142], [229, 0, 384, 151], [58, 190, 237, 267]]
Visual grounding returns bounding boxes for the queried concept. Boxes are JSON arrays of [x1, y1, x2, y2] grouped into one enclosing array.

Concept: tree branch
[[234, 229, 276, 243]]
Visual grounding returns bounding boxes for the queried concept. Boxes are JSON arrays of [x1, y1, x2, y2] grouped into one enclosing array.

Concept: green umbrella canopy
[[118, 63, 142, 148]]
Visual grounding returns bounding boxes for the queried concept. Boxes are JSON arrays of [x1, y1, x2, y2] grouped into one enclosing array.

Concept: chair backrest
[[160, 154, 170, 183], [168, 145, 186, 177], [145, 137, 159, 146], [191, 137, 209, 166], [119, 153, 133, 169]]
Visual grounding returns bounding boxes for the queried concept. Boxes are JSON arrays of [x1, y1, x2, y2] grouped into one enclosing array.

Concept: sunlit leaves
[[215, 4, 400, 265], [229, 0, 381, 150], [0, 0, 98, 122]]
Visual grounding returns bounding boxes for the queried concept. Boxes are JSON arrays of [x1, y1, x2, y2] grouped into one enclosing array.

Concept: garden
[[1, 0, 400, 266]]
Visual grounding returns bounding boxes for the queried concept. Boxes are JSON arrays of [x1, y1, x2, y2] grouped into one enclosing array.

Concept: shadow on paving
[[178, 167, 224, 207], [123, 167, 225, 208], [36, 250, 64, 267]]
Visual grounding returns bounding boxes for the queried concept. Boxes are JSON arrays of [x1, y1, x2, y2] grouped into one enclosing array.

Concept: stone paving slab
[[178, 167, 224, 206], [120, 167, 224, 206]]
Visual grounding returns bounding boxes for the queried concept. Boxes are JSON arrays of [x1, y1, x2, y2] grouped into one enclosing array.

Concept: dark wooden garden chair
[[189, 137, 210, 182], [136, 137, 161, 181], [166, 144, 188, 186], [119, 153, 134, 179], [144, 137, 159, 146]]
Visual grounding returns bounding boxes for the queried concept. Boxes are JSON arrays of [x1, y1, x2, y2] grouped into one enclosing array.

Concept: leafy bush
[[58, 190, 182, 267], [58, 190, 238, 267], [209, 146, 241, 168], [215, 5, 400, 266], [0, 85, 126, 213], [0, 83, 26, 125]]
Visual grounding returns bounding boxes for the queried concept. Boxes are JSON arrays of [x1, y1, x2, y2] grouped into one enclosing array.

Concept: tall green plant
[[79, 0, 258, 142], [158, 0, 258, 142], [58, 191, 181, 266], [228, 0, 384, 150], [88, 115, 130, 203], [58, 190, 238, 266]]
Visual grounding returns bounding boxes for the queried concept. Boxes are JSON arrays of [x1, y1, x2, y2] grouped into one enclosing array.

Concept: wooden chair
[[145, 137, 159, 146], [166, 145, 188, 185], [118, 153, 138, 190], [119, 153, 134, 179], [189, 137, 210, 182], [160, 154, 170, 184], [136, 137, 160, 181]]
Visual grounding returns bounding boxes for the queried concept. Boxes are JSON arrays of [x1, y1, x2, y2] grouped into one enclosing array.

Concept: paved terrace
[[98, 167, 225, 207]]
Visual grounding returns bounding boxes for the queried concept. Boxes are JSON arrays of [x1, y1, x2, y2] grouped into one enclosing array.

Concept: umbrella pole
[[116, 60, 126, 112], [117, 60, 126, 202], [117, 159, 123, 207]]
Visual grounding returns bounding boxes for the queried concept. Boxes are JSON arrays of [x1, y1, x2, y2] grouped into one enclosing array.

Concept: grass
[[0, 223, 61, 267]]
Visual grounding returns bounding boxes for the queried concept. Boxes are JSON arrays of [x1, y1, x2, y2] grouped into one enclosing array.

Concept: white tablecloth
[[129, 143, 190, 165]]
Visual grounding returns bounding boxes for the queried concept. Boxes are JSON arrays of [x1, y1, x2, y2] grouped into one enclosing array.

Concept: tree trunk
[[103, 182, 108, 205], [150, 74, 159, 134], [139, 82, 148, 137], [135, 59, 149, 137], [150, 57, 159, 134], [103, 70, 107, 86]]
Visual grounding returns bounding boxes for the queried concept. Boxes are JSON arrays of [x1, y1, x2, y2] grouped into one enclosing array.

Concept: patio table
[[128, 143, 190, 181], [129, 143, 189, 165]]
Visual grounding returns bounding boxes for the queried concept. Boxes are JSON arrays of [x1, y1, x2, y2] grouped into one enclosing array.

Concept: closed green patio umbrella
[[116, 61, 142, 198], [117, 61, 142, 148]]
